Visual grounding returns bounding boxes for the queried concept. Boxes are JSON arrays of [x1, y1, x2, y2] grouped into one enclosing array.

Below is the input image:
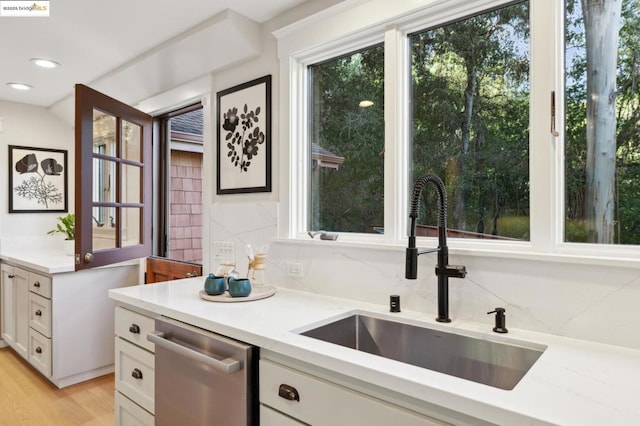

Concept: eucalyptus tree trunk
[[453, 62, 477, 231], [582, 0, 623, 243]]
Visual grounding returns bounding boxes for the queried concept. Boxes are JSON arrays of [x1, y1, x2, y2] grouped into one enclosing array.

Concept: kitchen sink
[[300, 313, 545, 390]]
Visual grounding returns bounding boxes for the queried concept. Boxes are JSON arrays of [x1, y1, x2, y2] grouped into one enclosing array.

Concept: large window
[[410, 1, 530, 241], [279, 0, 640, 260], [308, 45, 384, 234], [564, 0, 640, 245]]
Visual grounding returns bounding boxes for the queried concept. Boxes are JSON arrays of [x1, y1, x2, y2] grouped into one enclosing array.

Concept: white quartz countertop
[[109, 278, 640, 425], [0, 249, 75, 273]]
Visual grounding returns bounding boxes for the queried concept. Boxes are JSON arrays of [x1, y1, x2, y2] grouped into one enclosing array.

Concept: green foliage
[[310, 44, 385, 232], [496, 216, 530, 240], [410, 2, 530, 239], [47, 213, 75, 240], [310, 0, 640, 244], [565, 0, 640, 244]]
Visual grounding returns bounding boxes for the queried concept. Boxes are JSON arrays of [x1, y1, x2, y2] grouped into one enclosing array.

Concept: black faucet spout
[[405, 174, 466, 322]]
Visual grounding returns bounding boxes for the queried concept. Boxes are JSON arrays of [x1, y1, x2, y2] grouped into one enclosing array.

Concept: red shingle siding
[[168, 150, 203, 263]]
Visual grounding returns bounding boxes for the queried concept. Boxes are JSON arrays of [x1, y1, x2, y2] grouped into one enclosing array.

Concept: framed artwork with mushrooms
[[9, 145, 68, 213], [216, 75, 272, 194]]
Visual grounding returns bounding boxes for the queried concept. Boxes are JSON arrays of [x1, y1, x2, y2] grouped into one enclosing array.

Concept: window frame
[[275, 0, 640, 265]]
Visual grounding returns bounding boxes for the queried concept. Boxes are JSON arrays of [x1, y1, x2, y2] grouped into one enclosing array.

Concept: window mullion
[[384, 26, 409, 244], [529, 0, 560, 253]]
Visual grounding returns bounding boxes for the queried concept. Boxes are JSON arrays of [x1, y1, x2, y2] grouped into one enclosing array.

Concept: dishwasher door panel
[[151, 317, 257, 426]]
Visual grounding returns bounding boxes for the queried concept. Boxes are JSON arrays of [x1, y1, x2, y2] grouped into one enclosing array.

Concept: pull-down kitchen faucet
[[405, 174, 467, 322]]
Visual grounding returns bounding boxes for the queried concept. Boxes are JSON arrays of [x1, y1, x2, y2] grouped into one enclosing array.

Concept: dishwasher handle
[[147, 331, 242, 374]]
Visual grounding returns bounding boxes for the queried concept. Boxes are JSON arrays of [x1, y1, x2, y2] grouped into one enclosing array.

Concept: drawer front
[[115, 337, 155, 414], [115, 391, 154, 426], [29, 328, 52, 377], [29, 272, 52, 299], [260, 405, 305, 425], [260, 360, 447, 426], [115, 306, 156, 353], [28, 292, 52, 338]]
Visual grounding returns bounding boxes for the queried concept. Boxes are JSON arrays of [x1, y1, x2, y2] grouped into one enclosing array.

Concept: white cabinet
[[260, 405, 305, 425], [114, 306, 155, 424], [260, 359, 450, 426], [1, 263, 29, 358], [0, 260, 138, 388]]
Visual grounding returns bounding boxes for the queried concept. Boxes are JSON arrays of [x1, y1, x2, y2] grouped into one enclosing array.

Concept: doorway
[[147, 105, 203, 283]]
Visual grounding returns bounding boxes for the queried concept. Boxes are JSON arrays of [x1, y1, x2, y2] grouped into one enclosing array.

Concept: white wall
[[0, 100, 74, 250], [204, 1, 640, 352]]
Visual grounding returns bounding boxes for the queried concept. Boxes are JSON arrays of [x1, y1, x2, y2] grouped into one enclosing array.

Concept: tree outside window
[[565, 0, 639, 244]]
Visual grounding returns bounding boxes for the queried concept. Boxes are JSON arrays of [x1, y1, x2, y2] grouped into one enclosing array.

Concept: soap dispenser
[[487, 307, 508, 333]]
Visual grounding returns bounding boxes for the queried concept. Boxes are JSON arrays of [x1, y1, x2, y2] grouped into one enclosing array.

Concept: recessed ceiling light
[[7, 82, 33, 91], [359, 100, 374, 108], [30, 58, 60, 69]]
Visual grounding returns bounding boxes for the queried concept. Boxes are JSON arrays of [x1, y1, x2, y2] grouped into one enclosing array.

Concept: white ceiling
[[0, 0, 312, 108]]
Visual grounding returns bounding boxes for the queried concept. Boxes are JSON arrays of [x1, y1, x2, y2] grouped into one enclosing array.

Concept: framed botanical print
[[216, 75, 272, 194], [9, 145, 68, 213]]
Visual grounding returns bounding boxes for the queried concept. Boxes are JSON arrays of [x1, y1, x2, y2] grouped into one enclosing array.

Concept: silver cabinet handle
[[147, 331, 241, 374]]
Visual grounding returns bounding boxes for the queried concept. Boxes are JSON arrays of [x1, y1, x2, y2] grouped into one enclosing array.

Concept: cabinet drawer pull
[[35, 347, 42, 354], [33, 281, 41, 288], [278, 384, 300, 401], [129, 324, 141, 334], [8, 274, 15, 278], [131, 368, 143, 380], [35, 310, 42, 316]]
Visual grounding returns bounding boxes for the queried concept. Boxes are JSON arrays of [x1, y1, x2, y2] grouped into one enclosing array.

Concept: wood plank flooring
[[0, 347, 114, 425]]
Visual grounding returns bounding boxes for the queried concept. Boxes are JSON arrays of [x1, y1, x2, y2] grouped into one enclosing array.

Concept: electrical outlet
[[213, 241, 235, 262], [287, 262, 304, 277]]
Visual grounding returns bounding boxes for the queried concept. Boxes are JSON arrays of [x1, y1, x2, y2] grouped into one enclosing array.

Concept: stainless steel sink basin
[[300, 313, 545, 390]]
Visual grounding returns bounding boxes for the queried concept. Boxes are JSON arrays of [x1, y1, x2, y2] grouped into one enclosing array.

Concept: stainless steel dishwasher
[[147, 317, 258, 425]]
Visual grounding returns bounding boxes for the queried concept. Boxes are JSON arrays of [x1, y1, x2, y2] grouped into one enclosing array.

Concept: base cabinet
[[1, 264, 29, 358], [260, 359, 450, 426], [0, 260, 138, 388], [114, 306, 156, 425], [260, 405, 305, 425]]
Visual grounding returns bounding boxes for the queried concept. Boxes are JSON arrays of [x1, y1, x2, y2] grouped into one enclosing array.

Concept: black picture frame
[[216, 75, 272, 194], [8, 145, 68, 213]]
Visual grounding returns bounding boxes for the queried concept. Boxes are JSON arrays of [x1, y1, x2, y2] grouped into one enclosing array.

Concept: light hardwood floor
[[0, 347, 114, 425]]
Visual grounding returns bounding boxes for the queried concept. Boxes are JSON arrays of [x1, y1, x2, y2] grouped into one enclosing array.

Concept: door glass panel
[[122, 207, 141, 247], [122, 164, 141, 204], [92, 206, 111, 228], [93, 158, 116, 203], [93, 207, 116, 251], [93, 110, 116, 157], [123, 120, 141, 163]]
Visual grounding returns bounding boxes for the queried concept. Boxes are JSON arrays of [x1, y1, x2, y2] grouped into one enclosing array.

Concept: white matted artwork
[[9, 145, 68, 213], [216, 75, 272, 194]]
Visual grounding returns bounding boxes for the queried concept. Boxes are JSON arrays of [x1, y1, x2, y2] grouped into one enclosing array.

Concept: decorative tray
[[198, 285, 276, 303]]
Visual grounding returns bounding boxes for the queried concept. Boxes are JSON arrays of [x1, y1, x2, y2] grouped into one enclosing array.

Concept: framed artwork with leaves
[[9, 145, 68, 213], [216, 75, 272, 194]]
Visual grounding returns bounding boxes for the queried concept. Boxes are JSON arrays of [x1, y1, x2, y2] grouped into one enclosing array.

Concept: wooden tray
[[198, 285, 276, 303]]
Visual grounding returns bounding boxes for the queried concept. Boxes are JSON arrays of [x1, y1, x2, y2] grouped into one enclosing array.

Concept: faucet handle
[[487, 307, 508, 334], [436, 264, 467, 278]]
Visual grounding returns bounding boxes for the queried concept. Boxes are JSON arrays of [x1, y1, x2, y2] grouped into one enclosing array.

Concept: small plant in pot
[[48, 213, 75, 255]]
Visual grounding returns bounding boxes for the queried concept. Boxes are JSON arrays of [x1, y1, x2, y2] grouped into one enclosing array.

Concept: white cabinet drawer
[[115, 306, 156, 353], [29, 272, 52, 299], [260, 360, 447, 426], [115, 337, 155, 414], [115, 391, 154, 426], [28, 292, 52, 338], [260, 405, 305, 425], [29, 328, 52, 377]]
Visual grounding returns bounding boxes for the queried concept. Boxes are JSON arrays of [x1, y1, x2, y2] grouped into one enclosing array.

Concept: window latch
[[551, 91, 560, 137]]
